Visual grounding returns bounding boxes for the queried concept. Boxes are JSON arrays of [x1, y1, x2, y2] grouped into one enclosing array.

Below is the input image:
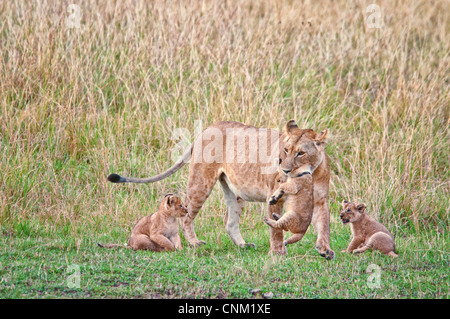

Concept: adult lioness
[[108, 120, 334, 258]]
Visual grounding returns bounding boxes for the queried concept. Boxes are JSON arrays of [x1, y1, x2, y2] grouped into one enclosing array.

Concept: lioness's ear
[[356, 203, 366, 213], [315, 128, 328, 146], [284, 120, 298, 136]]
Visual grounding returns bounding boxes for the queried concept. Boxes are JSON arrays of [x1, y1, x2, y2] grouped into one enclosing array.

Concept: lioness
[[340, 201, 398, 257], [107, 120, 334, 258], [263, 172, 314, 246], [98, 194, 187, 251]]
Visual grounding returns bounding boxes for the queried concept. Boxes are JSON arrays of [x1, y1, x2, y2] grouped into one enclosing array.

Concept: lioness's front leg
[[267, 200, 287, 255], [312, 197, 335, 260]]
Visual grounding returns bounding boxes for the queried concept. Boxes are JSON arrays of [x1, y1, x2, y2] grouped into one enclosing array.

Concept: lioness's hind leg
[[181, 164, 218, 246], [219, 178, 251, 248]]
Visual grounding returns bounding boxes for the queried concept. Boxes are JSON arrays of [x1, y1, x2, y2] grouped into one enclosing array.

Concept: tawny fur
[[98, 194, 187, 251], [340, 201, 398, 258], [108, 120, 333, 258], [263, 172, 314, 246]]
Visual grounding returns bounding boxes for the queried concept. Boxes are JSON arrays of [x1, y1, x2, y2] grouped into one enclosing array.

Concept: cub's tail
[[97, 243, 130, 249]]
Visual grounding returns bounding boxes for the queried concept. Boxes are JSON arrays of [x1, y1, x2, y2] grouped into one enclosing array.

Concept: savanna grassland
[[0, 0, 449, 298]]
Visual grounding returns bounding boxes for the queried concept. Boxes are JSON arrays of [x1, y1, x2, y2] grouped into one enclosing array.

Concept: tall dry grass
[[0, 0, 448, 235]]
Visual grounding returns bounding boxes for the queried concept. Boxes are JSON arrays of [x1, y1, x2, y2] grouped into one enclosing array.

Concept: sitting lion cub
[[98, 194, 187, 251], [263, 172, 313, 246], [340, 200, 398, 257]]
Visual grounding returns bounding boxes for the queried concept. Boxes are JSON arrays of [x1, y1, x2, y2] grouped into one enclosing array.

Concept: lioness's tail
[[107, 141, 194, 184], [97, 243, 131, 249]]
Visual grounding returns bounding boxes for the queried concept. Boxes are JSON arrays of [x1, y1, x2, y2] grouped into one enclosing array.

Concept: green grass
[[1, 201, 448, 298]]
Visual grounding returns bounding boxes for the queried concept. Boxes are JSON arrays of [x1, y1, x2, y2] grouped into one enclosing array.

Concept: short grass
[[1, 204, 448, 298], [0, 0, 449, 298]]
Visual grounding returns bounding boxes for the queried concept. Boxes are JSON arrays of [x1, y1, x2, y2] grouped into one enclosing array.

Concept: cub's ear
[[164, 193, 174, 208], [315, 128, 328, 146], [356, 203, 366, 212], [284, 120, 299, 136]]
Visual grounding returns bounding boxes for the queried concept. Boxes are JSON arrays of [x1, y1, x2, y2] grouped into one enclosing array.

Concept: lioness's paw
[[240, 243, 257, 250], [189, 240, 206, 247], [316, 246, 335, 260], [325, 250, 335, 260], [268, 249, 287, 256]]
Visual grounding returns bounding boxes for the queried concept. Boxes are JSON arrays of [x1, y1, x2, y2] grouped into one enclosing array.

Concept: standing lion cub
[[263, 172, 314, 246], [98, 194, 188, 251], [340, 200, 398, 257]]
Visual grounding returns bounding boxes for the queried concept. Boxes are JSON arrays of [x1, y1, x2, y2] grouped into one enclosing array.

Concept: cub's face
[[278, 120, 328, 178], [164, 194, 188, 217], [340, 201, 366, 224]]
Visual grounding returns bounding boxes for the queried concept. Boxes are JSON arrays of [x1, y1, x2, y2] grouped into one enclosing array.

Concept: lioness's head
[[278, 120, 328, 178], [162, 194, 188, 217], [340, 201, 366, 224]]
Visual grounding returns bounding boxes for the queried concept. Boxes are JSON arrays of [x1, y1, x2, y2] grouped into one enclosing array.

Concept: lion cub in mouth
[[263, 172, 313, 246], [98, 194, 187, 251], [340, 201, 398, 257]]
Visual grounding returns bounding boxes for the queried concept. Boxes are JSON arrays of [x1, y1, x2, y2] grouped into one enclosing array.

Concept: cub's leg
[[269, 189, 284, 205], [152, 234, 176, 251], [263, 217, 307, 246], [272, 213, 281, 220], [263, 216, 280, 229], [129, 234, 162, 251], [284, 233, 305, 246], [352, 244, 370, 254], [171, 232, 183, 250], [387, 251, 399, 258], [268, 179, 300, 205], [219, 177, 254, 248], [343, 237, 365, 253], [367, 232, 397, 257], [263, 215, 288, 231]]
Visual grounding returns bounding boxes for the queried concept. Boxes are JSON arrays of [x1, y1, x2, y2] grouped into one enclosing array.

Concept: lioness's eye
[[283, 148, 288, 153], [179, 205, 183, 208], [296, 151, 306, 157]]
